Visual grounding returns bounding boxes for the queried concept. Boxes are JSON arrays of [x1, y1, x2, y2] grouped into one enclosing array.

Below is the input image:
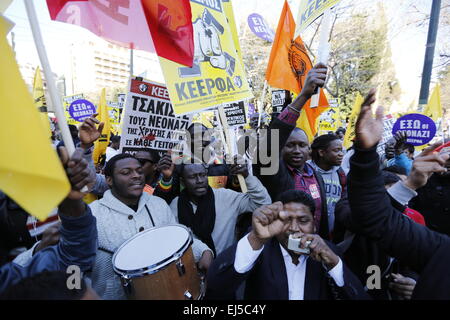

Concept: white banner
[[120, 77, 191, 155]]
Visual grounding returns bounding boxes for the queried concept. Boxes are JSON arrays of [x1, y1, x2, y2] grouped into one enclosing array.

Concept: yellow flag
[[343, 93, 364, 149], [93, 88, 111, 165], [297, 110, 315, 142], [33, 67, 52, 135], [423, 84, 442, 121], [223, 0, 243, 64], [0, 17, 70, 221]]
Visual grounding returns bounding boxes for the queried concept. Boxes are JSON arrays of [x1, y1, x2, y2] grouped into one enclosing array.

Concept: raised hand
[[79, 114, 105, 149], [248, 202, 289, 250], [393, 131, 408, 155], [230, 154, 249, 178], [404, 142, 449, 190], [59, 147, 93, 201], [299, 62, 328, 100], [354, 88, 384, 149], [157, 151, 175, 180]]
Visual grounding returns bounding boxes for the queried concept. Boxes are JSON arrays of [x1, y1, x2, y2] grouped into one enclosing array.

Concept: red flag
[[46, 0, 194, 67], [141, 0, 194, 68]]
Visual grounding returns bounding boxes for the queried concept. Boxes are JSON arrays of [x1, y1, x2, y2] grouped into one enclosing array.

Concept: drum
[[112, 224, 204, 300]]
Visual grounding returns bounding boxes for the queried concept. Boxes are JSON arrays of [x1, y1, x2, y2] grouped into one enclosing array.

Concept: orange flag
[[297, 89, 329, 142], [266, 0, 328, 140], [266, 0, 312, 94]]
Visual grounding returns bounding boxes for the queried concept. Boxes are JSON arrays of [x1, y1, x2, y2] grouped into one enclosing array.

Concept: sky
[[3, 0, 446, 111]]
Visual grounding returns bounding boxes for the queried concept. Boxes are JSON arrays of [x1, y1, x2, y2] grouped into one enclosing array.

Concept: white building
[[65, 38, 164, 96]]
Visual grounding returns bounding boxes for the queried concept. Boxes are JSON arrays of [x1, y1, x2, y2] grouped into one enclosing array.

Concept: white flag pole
[[24, 0, 74, 155], [310, 9, 332, 108], [24, 0, 87, 191], [258, 80, 268, 128]]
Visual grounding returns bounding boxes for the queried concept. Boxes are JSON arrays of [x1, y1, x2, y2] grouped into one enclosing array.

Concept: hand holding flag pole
[[218, 105, 248, 193], [24, 0, 88, 192]]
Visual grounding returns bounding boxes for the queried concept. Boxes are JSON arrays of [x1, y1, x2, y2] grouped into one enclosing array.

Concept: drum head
[[113, 224, 191, 275]]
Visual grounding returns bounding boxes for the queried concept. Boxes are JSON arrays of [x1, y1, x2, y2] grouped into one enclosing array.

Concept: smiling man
[[206, 190, 368, 300], [88, 154, 211, 300]]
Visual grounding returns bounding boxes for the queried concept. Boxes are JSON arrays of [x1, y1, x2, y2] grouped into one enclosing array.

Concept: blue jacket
[[387, 153, 412, 175], [0, 206, 97, 293]]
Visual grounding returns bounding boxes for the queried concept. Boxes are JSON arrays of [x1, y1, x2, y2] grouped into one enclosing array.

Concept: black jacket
[[348, 146, 450, 299], [253, 117, 330, 239], [206, 237, 369, 300], [0, 192, 34, 265], [410, 173, 450, 236]]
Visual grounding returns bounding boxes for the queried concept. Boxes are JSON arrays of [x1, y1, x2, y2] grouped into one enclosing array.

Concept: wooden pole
[[218, 105, 248, 193]]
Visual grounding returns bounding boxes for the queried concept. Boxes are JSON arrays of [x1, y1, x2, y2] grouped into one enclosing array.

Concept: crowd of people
[[1, 64, 450, 300]]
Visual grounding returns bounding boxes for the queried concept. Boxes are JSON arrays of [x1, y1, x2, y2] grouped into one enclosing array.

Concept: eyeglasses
[[136, 158, 155, 166]]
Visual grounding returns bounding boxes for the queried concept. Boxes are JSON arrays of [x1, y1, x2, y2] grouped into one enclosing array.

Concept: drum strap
[[144, 204, 155, 227], [98, 247, 114, 255]]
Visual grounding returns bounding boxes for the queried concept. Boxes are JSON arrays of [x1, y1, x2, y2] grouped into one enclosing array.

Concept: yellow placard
[[318, 108, 341, 136], [159, 0, 253, 115], [295, 0, 341, 36], [107, 102, 121, 125], [222, 0, 243, 63]]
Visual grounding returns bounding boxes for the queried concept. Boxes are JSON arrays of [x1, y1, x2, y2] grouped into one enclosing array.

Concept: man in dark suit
[[206, 190, 369, 300], [348, 88, 450, 299]]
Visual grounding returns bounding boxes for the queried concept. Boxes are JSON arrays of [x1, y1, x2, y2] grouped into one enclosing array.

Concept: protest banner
[[392, 113, 436, 146], [223, 101, 247, 127], [318, 108, 341, 136], [271, 89, 291, 114], [117, 93, 126, 111], [119, 77, 191, 155], [67, 99, 96, 123], [107, 101, 121, 125], [223, 0, 243, 63], [63, 94, 85, 125], [295, 0, 341, 35], [158, 0, 253, 115], [376, 114, 397, 155], [248, 13, 275, 42], [107, 101, 121, 135]]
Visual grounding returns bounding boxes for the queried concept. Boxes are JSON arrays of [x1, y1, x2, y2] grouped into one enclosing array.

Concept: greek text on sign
[[158, 0, 253, 115], [120, 77, 191, 154], [247, 13, 275, 42], [223, 101, 247, 126], [295, 0, 341, 35], [392, 113, 436, 146], [68, 99, 96, 122], [63, 94, 83, 125], [376, 114, 396, 155]]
